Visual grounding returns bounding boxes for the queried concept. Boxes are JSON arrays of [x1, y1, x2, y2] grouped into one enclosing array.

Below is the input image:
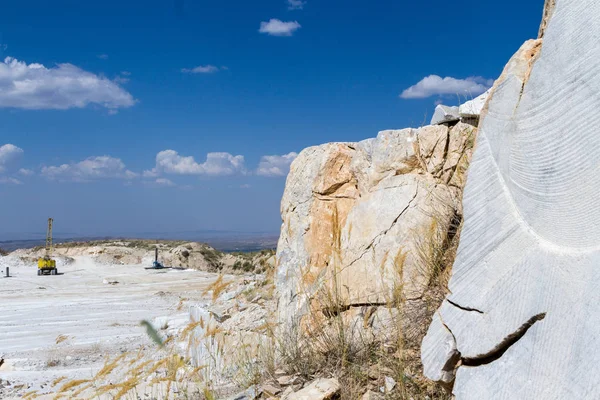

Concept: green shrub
[[242, 261, 253, 272]]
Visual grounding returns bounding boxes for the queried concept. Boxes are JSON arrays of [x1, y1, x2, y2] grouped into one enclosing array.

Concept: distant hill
[[0, 233, 278, 253]]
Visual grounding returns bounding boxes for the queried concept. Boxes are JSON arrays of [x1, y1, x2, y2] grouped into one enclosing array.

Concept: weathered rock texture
[[276, 121, 476, 336], [422, 0, 600, 398]]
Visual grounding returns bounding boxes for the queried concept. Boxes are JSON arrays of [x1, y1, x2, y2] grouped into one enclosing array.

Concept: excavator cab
[[37, 218, 58, 276]]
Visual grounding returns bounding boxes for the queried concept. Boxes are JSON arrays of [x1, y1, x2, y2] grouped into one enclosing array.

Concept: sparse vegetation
[[249, 205, 459, 399]]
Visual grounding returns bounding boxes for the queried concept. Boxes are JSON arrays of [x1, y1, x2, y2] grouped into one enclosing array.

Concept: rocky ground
[[9, 239, 275, 274], [0, 242, 275, 399]]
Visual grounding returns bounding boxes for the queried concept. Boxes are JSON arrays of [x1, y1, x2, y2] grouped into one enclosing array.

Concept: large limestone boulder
[[276, 121, 476, 335], [422, 0, 600, 398]]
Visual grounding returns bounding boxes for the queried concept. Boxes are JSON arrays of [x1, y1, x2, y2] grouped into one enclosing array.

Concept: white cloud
[[146, 150, 246, 177], [240, 183, 251, 189], [400, 75, 494, 99], [0, 57, 136, 110], [181, 65, 221, 74], [155, 178, 175, 187], [18, 168, 34, 176], [259, 19, 301, 36], [0, 177, 22, 185], [41, 156, 137, 182], [97, 54, 109, 60], [143, 168, 159, 178], [0, 144, 24, 173], [256, 152, 298, 177], [287, 0, 306, 10], [114, 74, 130, 84]]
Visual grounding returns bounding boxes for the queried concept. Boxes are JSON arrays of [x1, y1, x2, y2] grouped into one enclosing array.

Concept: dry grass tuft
[[203, 275, 232, 303], [55, 335, 69, 344], [52, 376, 67, 387], [264, 202, 460, 399]]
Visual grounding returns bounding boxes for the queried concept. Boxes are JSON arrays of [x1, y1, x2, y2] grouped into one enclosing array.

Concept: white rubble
[[422, 0, 600, 397]]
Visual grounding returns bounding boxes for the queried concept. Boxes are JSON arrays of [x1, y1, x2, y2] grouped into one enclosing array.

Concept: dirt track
[[0, 256, 221, 398]]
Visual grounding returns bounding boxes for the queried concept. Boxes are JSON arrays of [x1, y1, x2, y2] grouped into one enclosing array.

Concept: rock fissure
[[344, 187, 420, 270], [447, 299, 484, 314], [461, 313, 546, 367], [314, 179, 354, 197], [314, 194, 356, 201]]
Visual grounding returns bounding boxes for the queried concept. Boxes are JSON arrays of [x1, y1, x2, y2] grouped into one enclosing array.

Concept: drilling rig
[[37, 218, 58, 276]]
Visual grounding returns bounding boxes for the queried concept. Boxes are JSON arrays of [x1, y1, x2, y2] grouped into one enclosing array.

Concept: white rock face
[[431, 104, 460, 125], [458, 89, 490, 119], [276, 122, 477, 335], [422, 0, 600, 397]]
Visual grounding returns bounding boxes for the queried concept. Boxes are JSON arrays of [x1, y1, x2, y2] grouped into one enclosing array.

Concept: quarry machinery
[[37, 218, 58, 276], [146, 247, 165, 270]]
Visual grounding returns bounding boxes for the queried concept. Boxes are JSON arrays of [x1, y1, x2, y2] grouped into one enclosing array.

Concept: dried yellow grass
[[203, 274, 232, 302], [51, 376, 67, 387], [57, 379, 89, 394], [55, 335, 69, 344]]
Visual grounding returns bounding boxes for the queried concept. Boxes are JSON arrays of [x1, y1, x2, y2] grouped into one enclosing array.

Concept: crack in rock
[[344, 186, 419, 269], [434, 311, 547, 391], [447, 299, 484, 314], [461, 313, 546, 367]]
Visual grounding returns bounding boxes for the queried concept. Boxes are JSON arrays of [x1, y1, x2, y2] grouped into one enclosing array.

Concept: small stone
[[250, 295, 262, 303], [262, 384, 281, 396], [281, 386, 294, 399], [384, 376, 396, 393], [361, 390, 384, 400], [286, 378, 339, 400], [277, 375, 300, 386]]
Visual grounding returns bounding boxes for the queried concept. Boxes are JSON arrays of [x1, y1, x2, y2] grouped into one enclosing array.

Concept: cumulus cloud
[[400, 75, 494, 99], [0, 144, 24, 173], [18, 168, 34, 176], [256, 152, 298, 177], [155, 178, 175, 187], [181, 65, 221, 74], [0, 57, 136, 110], [259, 19, 301, 36], [41, 156, 137, 182], [145, 150, 246, 177], [0, 177, 22, 185], [287, 0, 306, 10]]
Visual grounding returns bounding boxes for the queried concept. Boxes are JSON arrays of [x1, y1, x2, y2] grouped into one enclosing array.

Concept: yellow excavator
[[37, 218, 58, 276]]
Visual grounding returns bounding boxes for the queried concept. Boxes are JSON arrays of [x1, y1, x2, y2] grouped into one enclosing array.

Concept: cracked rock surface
[[422, 0, 600, 398], [276, 122, 476, 335]]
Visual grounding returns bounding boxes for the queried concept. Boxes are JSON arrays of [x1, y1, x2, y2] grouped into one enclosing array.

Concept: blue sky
[[0, 0, 544, 238]]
